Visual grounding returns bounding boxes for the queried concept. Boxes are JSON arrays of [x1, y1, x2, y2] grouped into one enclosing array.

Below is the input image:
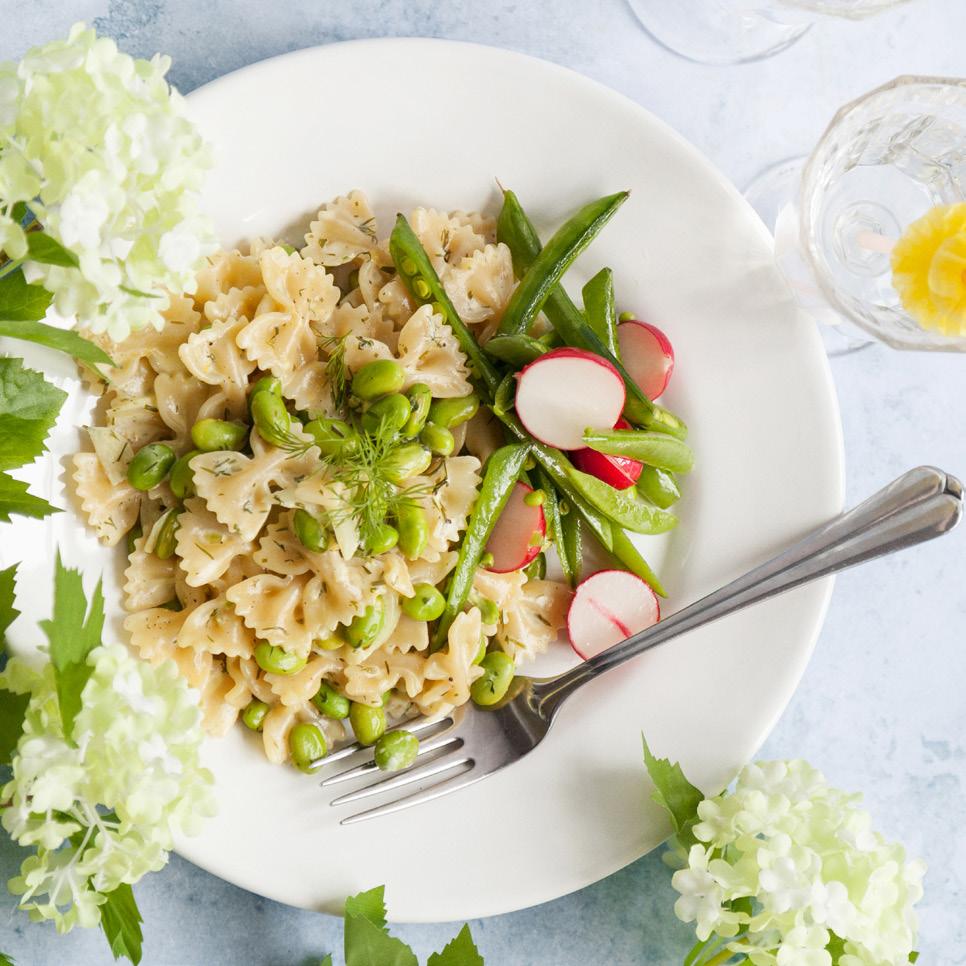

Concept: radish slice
[[567, 569, 660, 659], [617, 320, 674, 400], [570, 417, 643, 490], [515, 347, 625, 451], [485, 481, 546, 573]]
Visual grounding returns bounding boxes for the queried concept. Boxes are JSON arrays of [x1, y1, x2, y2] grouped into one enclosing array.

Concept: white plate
[[2, 39, 844, 922]]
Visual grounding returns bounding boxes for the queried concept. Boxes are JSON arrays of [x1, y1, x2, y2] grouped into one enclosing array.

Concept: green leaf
[[642, 735, 704, 849], [345, 885, 388, 931], [344, 914, 418, 966], [0, 563, 18, 645], [0, 357, 68, 471], [99, 883, 144, 965], [0, 269, 53, 321], [427, 924, 484, 966], [909, 954, 919, 964], [26, 231, 80, 268], [41, 554, 105, 740], [0, 320, 113, 366], [0, 953, 17, 966], [0, 688, 30, 767], [0, 472, 60, 522]]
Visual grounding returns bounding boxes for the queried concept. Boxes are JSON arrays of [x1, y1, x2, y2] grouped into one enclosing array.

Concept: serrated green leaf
[[427, 924, 484, 966], [0, 563, 18, 646], [41, 555, 105, 740], [0, 953, 17, 966], [317, 957, 333, 966], [0, 472, 60, 522], [344, 913, 418, 966], [0, 320, 113, 366], [0, 269, 53, 322], [99, 883, 144, 965], [26, 231, 80, 268], [642, 735, 704, 849], [0, 357, 68, 471], [0, 688, 30, 767], [344, 885, 388, 931]]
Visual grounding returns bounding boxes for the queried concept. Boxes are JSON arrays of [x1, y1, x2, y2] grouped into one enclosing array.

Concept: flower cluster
[[0, 644, 215, 932], [0, 23, 215, 339], [891, 202, 966, 337], [670, 760, 923, 966]]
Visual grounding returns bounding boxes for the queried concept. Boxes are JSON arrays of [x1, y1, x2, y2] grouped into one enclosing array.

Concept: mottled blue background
[[3, 1, 966, 963]]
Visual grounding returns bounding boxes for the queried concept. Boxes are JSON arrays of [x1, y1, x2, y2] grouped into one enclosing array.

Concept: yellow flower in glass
[[891, 202, 966, 336]]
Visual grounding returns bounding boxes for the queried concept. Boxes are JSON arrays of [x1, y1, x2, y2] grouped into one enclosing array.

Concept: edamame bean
[[352, 359, 405, 401], [366, 522, 399, 555], [383, 443, 432, 484], [470, 593, 500, 626], [523, 552, 546, 580], [251, 390, 295, 448], [395, 503, 429, 560], [249, 375, 282, 405], [242, 700, 270, 732], [418, 423, 455, 457], [470, 651, 515, 706], [401, 582, 446, 621], [254, 641, 307, 675], [361, 393, 411, 436], [312, 682, 350, 719], [474, 639, 488, 665], [191, 418, 248, 452], [349, 701, 386, 746], [344, 602, 384, 648], [293, 508, 328, 552], [428, 393, 479, 429], [315, 635, 343, 651], [373, 730, 419, 772], [304, 417, 355, 458], [169, 449, 201, 500], [288, 722, 327, 772], [480, 551, 495, 568], [126, 442, 176, 491], [403, 383, 432, 437], [153, 509, 180, 560]]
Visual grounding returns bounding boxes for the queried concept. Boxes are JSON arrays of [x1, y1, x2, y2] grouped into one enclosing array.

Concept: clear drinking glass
[[770, 76, 966, 352], [626, 0, 914, 66]]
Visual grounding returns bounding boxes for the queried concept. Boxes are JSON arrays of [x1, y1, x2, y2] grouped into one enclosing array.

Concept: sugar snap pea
[[609, 527, 667, 597], [637, 465, 681, 509], [582, 268, 619, 359], [483, 333, 548, 368], [564, 464, 678, 535], [560, 509, 582, 587], [496, 192, 628, 337], [583, 428, 694, 474], [432, 443, 530, 648], [537, 467, 571, 586]]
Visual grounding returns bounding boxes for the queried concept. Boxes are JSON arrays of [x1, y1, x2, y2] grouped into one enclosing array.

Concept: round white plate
[[2, 39, 843, 922]]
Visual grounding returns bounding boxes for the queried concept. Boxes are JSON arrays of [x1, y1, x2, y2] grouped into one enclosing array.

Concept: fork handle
[[542, 466, 963, 707]]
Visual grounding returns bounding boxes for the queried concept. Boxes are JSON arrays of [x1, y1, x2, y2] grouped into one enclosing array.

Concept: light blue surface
[[2, 2, 966, 963]]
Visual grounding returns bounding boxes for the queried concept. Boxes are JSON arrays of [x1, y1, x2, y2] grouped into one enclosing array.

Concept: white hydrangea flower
[[671, 760, 923, 965], [0, 644, 216, 933], [0, 23, 215, 339]]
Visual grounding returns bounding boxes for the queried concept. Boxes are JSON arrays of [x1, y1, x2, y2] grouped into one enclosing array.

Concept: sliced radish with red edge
[[567, 569, 660, 660], [484, 481, 546, 573], [570, 417, 643, 490], [617, 320, 674, 400], [515, 347, 625, 451]]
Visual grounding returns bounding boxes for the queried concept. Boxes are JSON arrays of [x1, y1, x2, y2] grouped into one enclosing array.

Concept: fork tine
[[320, 734, 464, 788], [340, 762, 483, 825], [310, 715, 454, 770], [329, 750, 472, 807]]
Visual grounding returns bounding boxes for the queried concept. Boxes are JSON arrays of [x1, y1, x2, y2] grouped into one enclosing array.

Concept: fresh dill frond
[[321, 334, 349, 414]]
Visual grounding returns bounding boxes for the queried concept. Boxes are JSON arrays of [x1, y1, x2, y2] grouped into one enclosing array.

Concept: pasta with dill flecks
[[73, 190, 573, 770]]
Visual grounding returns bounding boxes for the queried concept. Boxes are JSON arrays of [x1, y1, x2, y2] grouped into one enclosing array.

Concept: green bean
[[382, 442, 431, 484], [366, 522, 399, 555], [312, 682, 350, 719], [470, 651, 515, 706], [254, 641, 307, 675], [248, 375, 282, 406], [389, 215, 501, 395], [496, 192, 628, 337], [293, 508, 328, 552], [288, 722, 327, 772], [582, 428, 694, 474], [523, 552, 546, 580], [191, 418, 248, 452], [361, 393, 411, 436], [483, 333, 548, 368], [169, 449, 200, 500], [242, 700, 270, 732], [402, 383, 433, 437], [564, 464, 678, 535], [582, 267, 619, 359], [428, 393, 479, 429], [153, 508, 180, 560], [126, 442, 176, 491], [419, 422, 455, 456], [352, 359, 405, 400], [433, 443, 530, 648], [251, 391, 298, 449], [345, 602, 384, 648], [402, 582, 446, 621], [373, 730, 419, 771], [496, 189, 687, 439], [560, 509, 582, 587], [637, 465, 681, 509], [395, 503, 429, 560], [304, 417, 355, 458], [125, 523, 143, 556], [349, 701, 386, 745]]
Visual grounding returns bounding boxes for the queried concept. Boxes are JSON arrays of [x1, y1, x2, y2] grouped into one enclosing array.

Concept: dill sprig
[[321, 334, 349, 414]]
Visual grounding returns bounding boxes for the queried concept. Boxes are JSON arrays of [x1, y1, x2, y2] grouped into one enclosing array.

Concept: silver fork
[[316, 466, 963, 824]]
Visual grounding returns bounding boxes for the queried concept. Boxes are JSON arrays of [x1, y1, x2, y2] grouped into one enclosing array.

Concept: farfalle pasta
[[74, 190, 573, 770]]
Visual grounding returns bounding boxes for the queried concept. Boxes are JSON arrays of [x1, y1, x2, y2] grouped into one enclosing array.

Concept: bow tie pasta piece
[[395, 304, 473, 398], [197, 656, 255, 736], [302, 190, 380, 267], [409, 207, 493, 273], [71, 452, 141, 546], [154, 372, 214, 445], [278, 362, 334, 417], [225, 573, 313, 657], [408, 551, 460, 589], [260, 704, 348, 766], [178, 594, 257, 660], [415, 607, 486, 717], [254, 516, 312, 576], [179, 315, 256, 412], [123, 535, 177, 611], [86, 393, 169, 485], [264, 653, 344, 708], [175, 498, 257, 587], [411, 455, 483, 561], [193, 246, 264, 314], [442, 242, 516, 337]]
